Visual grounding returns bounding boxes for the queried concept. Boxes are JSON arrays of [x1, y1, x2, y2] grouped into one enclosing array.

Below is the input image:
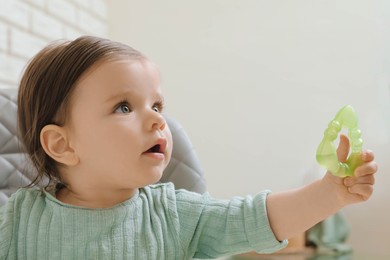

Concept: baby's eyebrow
[[104, 90, 133, 103], [154, 93, 165, 102], [104, 91, 165, 104]]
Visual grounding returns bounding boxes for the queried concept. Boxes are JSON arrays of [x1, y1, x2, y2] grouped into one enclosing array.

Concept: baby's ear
[[40, 125, 79, 166]]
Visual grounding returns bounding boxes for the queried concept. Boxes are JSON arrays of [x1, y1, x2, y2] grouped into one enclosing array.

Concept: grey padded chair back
[[0, 88, 206, 206]]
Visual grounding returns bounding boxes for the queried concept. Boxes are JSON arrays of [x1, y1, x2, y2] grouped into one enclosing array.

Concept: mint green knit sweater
[[0, 183, 287, 259]]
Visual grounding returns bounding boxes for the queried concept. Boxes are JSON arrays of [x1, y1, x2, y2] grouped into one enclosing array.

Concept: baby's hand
[[324, 134, 378, 206], [343, 150, 376, 202]]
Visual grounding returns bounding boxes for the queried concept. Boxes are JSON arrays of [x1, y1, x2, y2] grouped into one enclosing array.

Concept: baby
[[0, 36, 378, 259]]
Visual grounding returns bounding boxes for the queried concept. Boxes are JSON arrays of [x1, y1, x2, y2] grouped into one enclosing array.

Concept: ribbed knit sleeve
[[174, 189, 288, 258]]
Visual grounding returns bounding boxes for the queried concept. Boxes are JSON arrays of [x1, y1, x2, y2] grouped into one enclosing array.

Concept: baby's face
[[65, 58, 172, 190]]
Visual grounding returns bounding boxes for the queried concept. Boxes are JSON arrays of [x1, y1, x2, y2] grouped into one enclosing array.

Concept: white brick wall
[[10, 28, 47, 59], [0, 1, 30, 30], [0, 0, 109, 89], [47, 0, 78, 24], [31, 9, 64, 40], [0, 52, 26, 84]]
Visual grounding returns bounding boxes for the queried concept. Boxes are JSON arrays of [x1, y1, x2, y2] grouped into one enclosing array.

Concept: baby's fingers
[[341, 150, 377, 203], [343, 160, 377, 202], [354, 160, 378, 177], [361, 150, 375, 162], [346, 184, 374, 201], [344, 174, 375, 187]]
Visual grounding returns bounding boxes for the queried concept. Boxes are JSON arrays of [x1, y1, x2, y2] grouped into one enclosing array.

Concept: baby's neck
[[55, 187, 138, 209]]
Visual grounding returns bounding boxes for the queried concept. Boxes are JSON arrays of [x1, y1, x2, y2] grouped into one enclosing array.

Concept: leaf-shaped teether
[[316, 105, 363, 177]]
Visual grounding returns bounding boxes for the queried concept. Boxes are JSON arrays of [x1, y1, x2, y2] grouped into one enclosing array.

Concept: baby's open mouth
[[143, 138, 167, 155], [145, 144, 163, 153]]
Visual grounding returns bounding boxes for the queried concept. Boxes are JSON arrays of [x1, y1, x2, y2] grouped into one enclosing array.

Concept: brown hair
[[18, 36, 144, 190]]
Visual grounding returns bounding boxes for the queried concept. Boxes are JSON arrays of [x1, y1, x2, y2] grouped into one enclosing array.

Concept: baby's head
[[18, 36, 172, 192]]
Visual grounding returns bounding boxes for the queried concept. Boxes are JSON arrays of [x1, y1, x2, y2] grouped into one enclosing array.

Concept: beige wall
[[108, 0, 390, 256]]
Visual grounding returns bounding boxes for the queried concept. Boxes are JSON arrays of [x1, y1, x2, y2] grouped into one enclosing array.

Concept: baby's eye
[[115, 103, 132, 114], [152, 101, 164, 113]]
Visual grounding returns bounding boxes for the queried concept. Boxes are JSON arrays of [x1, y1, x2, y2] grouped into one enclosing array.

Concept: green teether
[[316, 105, 363, 177]]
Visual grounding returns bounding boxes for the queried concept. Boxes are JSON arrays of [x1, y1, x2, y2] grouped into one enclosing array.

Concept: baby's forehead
[[90, 56, 159, 75], [72, 57, 162, 99]]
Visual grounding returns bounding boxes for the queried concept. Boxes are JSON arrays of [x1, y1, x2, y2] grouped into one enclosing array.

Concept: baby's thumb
[[336, 134, 350, 163]]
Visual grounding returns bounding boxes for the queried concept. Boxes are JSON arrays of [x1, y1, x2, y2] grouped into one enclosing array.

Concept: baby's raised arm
[[266, 134, 377, 241]]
